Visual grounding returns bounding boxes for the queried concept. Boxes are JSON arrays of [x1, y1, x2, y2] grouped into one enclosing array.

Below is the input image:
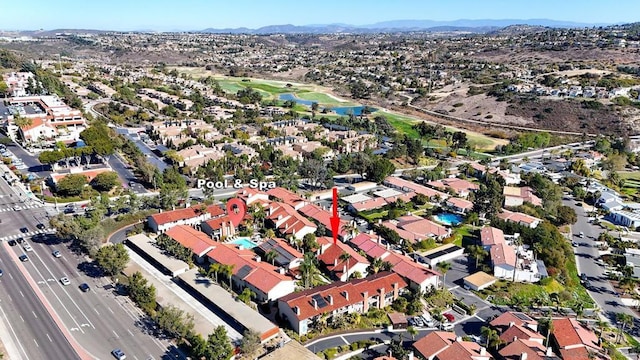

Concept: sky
[[1, 0, 639, 31]]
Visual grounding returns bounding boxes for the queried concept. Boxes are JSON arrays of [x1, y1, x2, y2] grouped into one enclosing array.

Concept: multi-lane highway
[[0, 175, 184, 359]]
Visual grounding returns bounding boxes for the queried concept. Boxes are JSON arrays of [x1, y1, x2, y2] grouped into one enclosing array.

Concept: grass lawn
[[296, 92, 355, 106], [378, 110, 508, 151], [359, 210, 388, 222]]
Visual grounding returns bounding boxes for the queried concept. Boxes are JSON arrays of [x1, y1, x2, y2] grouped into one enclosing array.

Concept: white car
[[60, 277, 71, 286], [441, 323, 455, 330], [23, 244, 33, 252]]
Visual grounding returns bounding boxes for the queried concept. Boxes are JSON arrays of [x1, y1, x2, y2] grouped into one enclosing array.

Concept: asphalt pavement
[[566, 198, 640, 328]]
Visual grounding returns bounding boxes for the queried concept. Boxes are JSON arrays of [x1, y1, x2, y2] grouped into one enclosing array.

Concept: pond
[[278, 93, 377, 116]]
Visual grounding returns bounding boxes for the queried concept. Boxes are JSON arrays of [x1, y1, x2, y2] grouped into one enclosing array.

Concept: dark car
[[8, 240, 16, 246], [580, 273, 588, 281], [18, 254, 28, 262], [79, 283, 90, 292], [16, 237, 24, 244], [19, 227, 28, 234], [36, 223, 45, 230], [0, 269, 3, 277]]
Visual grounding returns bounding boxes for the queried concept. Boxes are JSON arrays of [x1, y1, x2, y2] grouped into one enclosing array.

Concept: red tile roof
[[317, 242, 369, 278], [149, 205, 210, 226], [499, 324, 544, 343], [447, 197, 474, 210], [552, 318, 601, 352], [413, 331, 457, 359], [489, 311, 536, 332], [490, 242, 516, 267], [499, 339, 548, 360], [267, 187, 307, 208], [498, 209, 541, 226], [481, 227, 505, 247], [165, 225, 216, 256], [413, 332, 490, 360], [278, 272, 407, 321], [299, 203, 348, 237], [383, 176, 449, 200]]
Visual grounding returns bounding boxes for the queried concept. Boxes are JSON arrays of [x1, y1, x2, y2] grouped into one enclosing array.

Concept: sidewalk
[[125, 249, 243, 341]]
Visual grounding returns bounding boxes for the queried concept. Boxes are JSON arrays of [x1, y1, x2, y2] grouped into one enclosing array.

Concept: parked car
[[440, 323, 455, 330], [36, 223, 46, 230], [443, 313, 455, 322], [8, 240, 16, 246], [16, 237, 24, 244], [413, 317, 425, 327], [19, 227, 28, 233]]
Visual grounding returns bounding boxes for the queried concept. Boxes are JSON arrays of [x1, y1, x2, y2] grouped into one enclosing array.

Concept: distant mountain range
[[198, 19, 614, 34], [3, 19, 619, 36]]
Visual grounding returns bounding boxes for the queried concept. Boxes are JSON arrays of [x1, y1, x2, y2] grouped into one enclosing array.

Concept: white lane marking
[[46, 333, 52, 342], [32, 311, 37, 319], [107, 306, 114, 314], [93, 308, 99, 315], [127, 328, 134, 337], [33, 339, 39, 347], [112, 330, 119, 339], [22, 252, 86, 334], [0, 303, 28, 358], [19, 315, 24, 322], [28, 243, 96, 330], [8, 273, 13, 280], [19, 290, 24, 298]]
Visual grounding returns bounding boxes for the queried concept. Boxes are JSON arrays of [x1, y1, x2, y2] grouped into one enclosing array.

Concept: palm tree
[[342, 221, 358, 240], [339, 252, 353, 281], [407, 326, 418, 341], [437, 261, 452, 290], [480, 326, 498, 349], [616, 312, 634, 344], [264, 228, 275, 240], [300, 252, 319, 289], [221, 264, 234, 289], [265, 250, 278, 266], [368, 257, 384, 275], [208, 263, 221, 283], [468, 245, 488, 269]]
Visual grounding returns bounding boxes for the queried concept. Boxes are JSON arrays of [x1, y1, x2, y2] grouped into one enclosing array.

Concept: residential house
[[266, 202, 317, 240], [164, 225, 216, 262], [426, 178, 479, 198], [207, 242, 296, 302], [498, 209, 542, 228], [481, 227, 545, 283], [381, 215, 450, 243], [277, 272, 407, 335], [200, 215, 236, 240], [625, 248, 640, 278], [48, 167, 113, 188], [267, 187, 309, 210], [609, 210, 640, 229], [503, 186, 543, 207], [317, 240, 369, 281], [384, 176, 449, 201], [489, 311, 538, 334], [499, 339, 557, 360], [551, 318, 606, 360], [147, 204, 224, 233], [446, 197, 474, 214], [349, 233, 440, 292], [412, 331, 492, 360], [299, 203, 351, 240], [256, 238, 304, 270]]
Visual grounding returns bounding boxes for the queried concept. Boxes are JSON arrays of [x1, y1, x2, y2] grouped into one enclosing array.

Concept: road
[[0, 177, 185, 359], [566, 198, 639, 327]]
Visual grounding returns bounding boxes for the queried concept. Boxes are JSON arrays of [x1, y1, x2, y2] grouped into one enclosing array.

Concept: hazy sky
[[1, 0, 638, 31]]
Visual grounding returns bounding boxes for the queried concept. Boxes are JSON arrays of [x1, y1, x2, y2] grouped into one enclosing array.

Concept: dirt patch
[[425, 93, 532, 126]]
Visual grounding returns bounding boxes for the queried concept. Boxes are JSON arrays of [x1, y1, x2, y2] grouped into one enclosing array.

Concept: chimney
[[278, 268, 285, 275], [545, 347, 553, 356], [328, 295, 333, 305], [378, 287, 386, 308], [312, 298, 318, 310], [456, 336, 462, 342], [520, 352, 528, 360], [407, 352, 414, 360], [363, 291, 369, 313], [509, 321, 515, 328], [480, 347, 487, 356], [393, 282, 400, 298], [254, 256, 261, 263], [513, 336, 518, 342], [342, 290, 349, 300], [293, 306, 300, 315], [334, 258, 338, 266]]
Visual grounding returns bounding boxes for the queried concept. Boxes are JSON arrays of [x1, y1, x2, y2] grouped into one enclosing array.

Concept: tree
[[339, 252, 353, 280], [237, 288, 255, 305], [473, 174, 504, 216], [437, 261, 451, 289], [13, 114, 33, 129], [153, 305, 195, 339], [299, 252, 319, 289], [207, 326, 234, 360], [615, 312, 634, 344], [556, 205, 578, 226], [367, 156, 396, 183], [302, 233, 318, 252], [407, 325, 418, 340], [480, 326, 502, 349], [91, 171, 120, 192], [94, 243, 130, 276], [127, 271, 157, 314], [56, 174, 88, 196], [240, 329, 261, 355], [265, 250, 278, 265], [467, 245, 488, 269]]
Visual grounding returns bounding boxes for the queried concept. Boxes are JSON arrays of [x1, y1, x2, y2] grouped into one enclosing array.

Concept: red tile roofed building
[[49, 167, 113, 187], [500, 323, 545, 345], [489, 311, 538, 333], [412, 331, 492, 360], [207, 242, 296, 302], [317, 241, 369, 281], [300, 203, 352, 240], [349, 233, 440, 292], [147, 203, 225, 233], [499, 339, 557, 360], [277, 272, 407, 335], [426, 178, 479, 198], [551, 318, 606, 360], [267, 187, 309, 210], [164, 225, 216, 259], [446, 197, 474, 214], [200, 215, 236, 240], [237, 188, 270, 207], [504, 186, 543, 207], [266, 202, 317, 240], [498, 209, 542, 229], [256, 238, 304, 270], [381, 215, 450, 243], [383, 176, 449, 202], [480, 227, 506, 250]]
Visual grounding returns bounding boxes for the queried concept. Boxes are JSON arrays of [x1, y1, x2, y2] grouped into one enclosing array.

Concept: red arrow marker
[[330, 187, 341, 245]]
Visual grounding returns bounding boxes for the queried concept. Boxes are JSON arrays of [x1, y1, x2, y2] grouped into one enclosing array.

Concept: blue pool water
[[278, 93, 377, 116], [229, 237, 259, 249], [433, 213, 463, 226]]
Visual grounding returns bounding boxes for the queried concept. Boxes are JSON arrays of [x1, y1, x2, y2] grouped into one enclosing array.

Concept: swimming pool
[[229, 237, 259, 249], [433, 213, 463, 226]]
